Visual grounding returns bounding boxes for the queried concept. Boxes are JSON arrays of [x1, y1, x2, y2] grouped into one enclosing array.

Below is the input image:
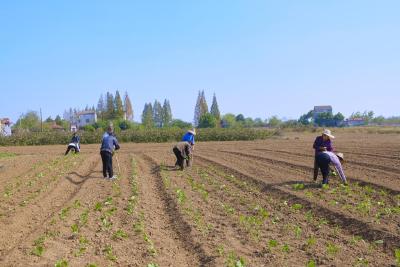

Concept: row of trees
[[96, 91, 133, 121], [141, 99, 173, 128]]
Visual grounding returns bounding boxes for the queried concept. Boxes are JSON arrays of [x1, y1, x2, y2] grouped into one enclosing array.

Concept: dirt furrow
[[195, 153, 400, 254], [138, 153, 210, 266]]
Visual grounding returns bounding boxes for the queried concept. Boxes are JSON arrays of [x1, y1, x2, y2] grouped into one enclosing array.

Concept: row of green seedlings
[[160, 164, 212, 236], [130, 158, 158, 266], [3, 155, 67, 199], [171, 166, 247, 266], [198, 165, 353, 265], [293, 181, 400, 226], [204, 165, 400, 265]]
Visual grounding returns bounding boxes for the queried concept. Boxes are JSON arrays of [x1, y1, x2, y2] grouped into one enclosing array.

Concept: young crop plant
[[176, 189, 186, 204], [306, 259, 316, 267], [79, 209, 89, 226], [113, 229, 128, 240], [31, 235, 46, 257], [147, 264, 159, 267], [59, 207, 71, 221], [292, 203, 304, 211], [268, 239, 278, 251], [305, 237, 317, 248], [226, 251, 246, 267], [75, 236, 89, 257], [282, 244, 290, 253], [292, 183, 305, 190], [395, 248, 400, 267], [71, 223, 79, 234], [103, 244, 117, 262], [326, 242, 340, 257], [294, 225, 302, 239], [55, 259, 69, 267]]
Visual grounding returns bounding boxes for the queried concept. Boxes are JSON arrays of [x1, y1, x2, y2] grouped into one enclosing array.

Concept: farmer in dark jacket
[[173, 141, 192, 170], [313, 129, 334, 181], [100, 126, 120, 180], [65, 132, 80, 155]]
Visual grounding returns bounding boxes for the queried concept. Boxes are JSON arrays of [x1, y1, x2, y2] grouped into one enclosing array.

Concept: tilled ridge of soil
[[195, 153, 400, 254], [140, 153, 214, 267]]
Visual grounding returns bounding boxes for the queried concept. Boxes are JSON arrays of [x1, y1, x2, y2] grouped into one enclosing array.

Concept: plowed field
[[0, 132, 399, 266]]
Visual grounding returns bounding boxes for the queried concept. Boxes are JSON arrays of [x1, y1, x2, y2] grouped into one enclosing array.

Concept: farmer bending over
[[173, 141, 192, 171], [315, 152, 347, 185], [100, 126, 120, 180], [65, 132, 80, 155], [313, 129, 334, 181]]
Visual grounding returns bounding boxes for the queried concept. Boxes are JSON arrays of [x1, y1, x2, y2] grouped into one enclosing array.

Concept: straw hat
[[322, 129, 335, 139], [188, 128, 196, 135], [336, 153, 344, 161]]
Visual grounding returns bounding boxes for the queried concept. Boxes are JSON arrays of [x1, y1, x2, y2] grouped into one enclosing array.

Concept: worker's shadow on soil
[[65, 171, 102, 185]]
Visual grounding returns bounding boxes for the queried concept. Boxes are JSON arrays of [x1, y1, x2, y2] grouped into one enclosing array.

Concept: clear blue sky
[[1, 0, 399, 123]]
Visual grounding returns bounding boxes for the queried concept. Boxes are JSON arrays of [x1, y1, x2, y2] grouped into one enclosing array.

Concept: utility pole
[[40, 108, 43, 132]]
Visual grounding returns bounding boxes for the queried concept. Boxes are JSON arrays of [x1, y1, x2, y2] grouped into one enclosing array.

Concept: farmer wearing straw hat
[[313, 129, 335, 181], [173, 128, 196, 170], [315, 151, 347, 185], [100, 126, 120, 180]]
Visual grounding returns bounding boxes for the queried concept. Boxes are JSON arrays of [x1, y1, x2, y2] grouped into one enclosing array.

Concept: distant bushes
[[0, 128, 277, 146]]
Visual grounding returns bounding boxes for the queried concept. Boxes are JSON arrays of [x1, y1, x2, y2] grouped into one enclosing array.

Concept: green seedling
[[326, 242, 339, 256], [31, 236, 46, 257], [294, 225, 302, 238], [79, 209, 89, 226], [104, 197, 113, 206], [306, 237, 316, 248], [226, 252, 246, 267], [217, 245, 225, 256], [94, 202, 103, 212], [147, 264, 159, 267], [103, 245, 117, 262], [176, 189, 186, 204], [71, 223, 79, 234], [55, 259, 68, 267], [75, 236, 89, 257], [113, 229, 128, 240], [292, 203, 303, 211], [292, 183, 305, 190], [282, 244, 290, 253], [306, 259, 316, 267], [355, 257, 369, 267], [85, 264, 97, 267], [268, 239, 278, 249], [59, 207, 71, 221], [395, 248, 400, 267], [73, 200, 81, 209]]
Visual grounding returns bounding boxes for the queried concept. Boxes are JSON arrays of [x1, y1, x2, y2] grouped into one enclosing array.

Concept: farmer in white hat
[[313, 129, 335, 181], [315, 151, 347, 185]]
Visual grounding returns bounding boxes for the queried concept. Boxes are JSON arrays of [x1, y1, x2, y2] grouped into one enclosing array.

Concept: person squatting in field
[[100, 126, 120, 180], [315, 151, 347, 185], [65, 132, 80, 155], [173, 128, 196, 170], [313, 129, 334, 181]]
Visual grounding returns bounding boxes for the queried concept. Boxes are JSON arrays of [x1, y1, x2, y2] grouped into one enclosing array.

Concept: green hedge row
[[0, 128, 277, 146]]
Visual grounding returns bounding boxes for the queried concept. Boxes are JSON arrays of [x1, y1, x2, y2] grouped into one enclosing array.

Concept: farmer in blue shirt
[[182, 128, 196, 147], [100, 126, 120, 180], [313, 129, 334, 181]]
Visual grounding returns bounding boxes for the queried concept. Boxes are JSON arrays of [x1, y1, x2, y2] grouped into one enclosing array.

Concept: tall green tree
[[210, 93, 221, 122], [162, 99, 172, 127], [55, 115, 62, 126], [14, 111, 41, 131], [141, 103, 154, 128], [153, 100, 163, 128], [105, 92, 115, 120], [124, 92, 134, 121], [114, 90, 124, 119], [194, 90, 209, 126]]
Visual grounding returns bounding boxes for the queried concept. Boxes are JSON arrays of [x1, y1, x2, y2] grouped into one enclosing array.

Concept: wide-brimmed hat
[[322, 129, 335, 139], [188, 128, 196, 135], [336, 152, 344, 161]]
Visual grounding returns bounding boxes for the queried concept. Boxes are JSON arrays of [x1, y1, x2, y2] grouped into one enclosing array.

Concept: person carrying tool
[[313, 129, 334, 181], [65, 132, 80, 155], [315, 151, 347, 185], [100, 126, 120, 180]]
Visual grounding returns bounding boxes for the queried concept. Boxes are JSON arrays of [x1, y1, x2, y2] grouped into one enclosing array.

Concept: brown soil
[[0, 132, 399, 266]]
